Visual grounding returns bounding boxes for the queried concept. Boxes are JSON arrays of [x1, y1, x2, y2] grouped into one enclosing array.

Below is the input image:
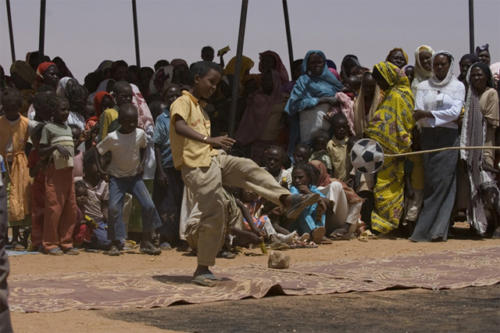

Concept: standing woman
[[365, 62, 415, 234], [411, 45, 434, 93], [410, 51, 465, 242], [460, 62, 499, 236]]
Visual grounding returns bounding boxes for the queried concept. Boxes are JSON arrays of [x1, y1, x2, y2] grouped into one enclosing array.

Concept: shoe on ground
[[140, 241, 161, 255], [107, 245, 121, 256], [159, 241, 173, 250], [286, 193, 320, 220], [63, 247, 80, 255], [46, 247, 63, 256]]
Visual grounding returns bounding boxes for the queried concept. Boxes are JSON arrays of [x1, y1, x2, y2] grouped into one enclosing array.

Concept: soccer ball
[[350, 139, 384, 174]]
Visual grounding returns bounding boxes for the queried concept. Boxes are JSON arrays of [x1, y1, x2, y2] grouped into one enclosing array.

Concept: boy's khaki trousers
[[182, 153, 289, 266]]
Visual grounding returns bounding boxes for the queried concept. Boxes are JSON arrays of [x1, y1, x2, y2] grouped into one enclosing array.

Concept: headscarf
[[353, 74, 381, 138], [326, 59, 337, 70], [36, 61, 56, 79], [96, 60, 113, 72], [386, 48, 409, 66], [9, 61, 36, 86], [235, 70, 282, 145], [413, 45, 434, 86], [340, 55, 361, 81], [475, 44, 489, 56], [93, 91, 112, 118], [428, 51, 455, 87], [366, 61, 414, 154], [309, 160, 331, 187], [258, 50, 289, 84], [460, 61, 499, 234], [170, 58, 188, 69], [285, 50, 343, 116], [56, 77, 77, 97], [224, 56, 255, 82], [149, 65, 174, 95]]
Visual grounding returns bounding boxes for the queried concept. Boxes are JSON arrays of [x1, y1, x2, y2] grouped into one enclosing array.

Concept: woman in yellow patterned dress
[[365, 62, 415, 234]]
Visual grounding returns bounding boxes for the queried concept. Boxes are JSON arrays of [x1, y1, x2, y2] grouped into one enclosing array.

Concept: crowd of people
[[1, 43, 500, 284]]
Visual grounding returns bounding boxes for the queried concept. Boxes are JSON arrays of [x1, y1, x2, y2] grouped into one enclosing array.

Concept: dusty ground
[[9, 236, 500, 332]]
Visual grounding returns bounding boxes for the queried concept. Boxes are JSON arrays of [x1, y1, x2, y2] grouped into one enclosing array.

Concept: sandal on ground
[[192, 273, 220, 287], [106, 245, 121, 256], [217, 250, 237, 259], [140, 241, 161, 255], [46, 247, 63, 256], [286, 193, 320, 220], [63, 247, 80, 255], [320, 237, 332, 244]]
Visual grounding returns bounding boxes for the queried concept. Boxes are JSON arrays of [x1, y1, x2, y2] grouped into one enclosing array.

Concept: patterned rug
[[9, 246, 500, 313]]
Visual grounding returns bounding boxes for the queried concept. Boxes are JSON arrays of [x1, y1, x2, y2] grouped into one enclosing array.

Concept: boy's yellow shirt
[[169, 91, 218, 169]]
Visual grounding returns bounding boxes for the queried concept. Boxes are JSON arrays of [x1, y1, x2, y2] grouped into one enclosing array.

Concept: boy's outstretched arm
[[173, 115, 235, 151]]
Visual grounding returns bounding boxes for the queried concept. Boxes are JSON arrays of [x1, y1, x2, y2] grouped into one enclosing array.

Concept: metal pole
[[229, 0, 248, 137], [282, 0, 294, 71], [469, 0, 475, 54], [132, 0, 141, 67], [39, 0, 46, 56], [6, 0, 16, 62]]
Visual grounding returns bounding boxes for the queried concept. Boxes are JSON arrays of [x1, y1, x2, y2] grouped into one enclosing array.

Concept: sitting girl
[[236, 188, 297, 245], [289, 163, 328, 244]]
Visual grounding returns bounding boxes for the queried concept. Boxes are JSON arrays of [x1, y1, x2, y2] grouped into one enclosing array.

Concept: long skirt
[[410, 127, 458, 242]]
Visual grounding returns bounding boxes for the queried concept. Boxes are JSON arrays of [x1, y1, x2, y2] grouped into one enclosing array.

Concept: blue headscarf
[[285, 50, 343, 116], [284, 50, 343, 156]]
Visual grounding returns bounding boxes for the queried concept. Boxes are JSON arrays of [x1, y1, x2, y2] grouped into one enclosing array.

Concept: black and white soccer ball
[[350, 138, 384, 174]]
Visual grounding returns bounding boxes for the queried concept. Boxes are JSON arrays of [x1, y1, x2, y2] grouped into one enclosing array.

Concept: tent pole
[[132, 0, 141, 67], [229, 0, 248, 137], [6, 0, 16, 62]]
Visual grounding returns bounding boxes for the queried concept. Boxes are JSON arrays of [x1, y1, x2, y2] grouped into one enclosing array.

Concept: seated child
[[326, 112, 352, 182], [236, 188, 297, 245], [310, 133, 333, 175], [96, 103, 162, 256], [263, 145, 290, 188], [289, 163, 328, 244], [74, 179, 111, 250]]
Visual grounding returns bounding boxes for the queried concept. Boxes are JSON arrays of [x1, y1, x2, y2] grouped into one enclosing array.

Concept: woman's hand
[[413, 110, 433, 121], [297, 185, 312, 194]]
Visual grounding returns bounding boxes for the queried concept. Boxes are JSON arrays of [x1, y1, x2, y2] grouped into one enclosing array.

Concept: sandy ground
[[9, 237, 500, 332]]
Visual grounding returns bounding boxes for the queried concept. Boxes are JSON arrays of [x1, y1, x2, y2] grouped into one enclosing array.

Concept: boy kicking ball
[[170, 61, 319, 286]]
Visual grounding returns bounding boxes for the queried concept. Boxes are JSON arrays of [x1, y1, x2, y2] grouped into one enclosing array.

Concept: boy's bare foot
[[281, 193, 320, 220], [311, 226, 326, 244]]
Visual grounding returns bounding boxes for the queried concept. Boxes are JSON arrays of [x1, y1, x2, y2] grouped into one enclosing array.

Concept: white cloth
[[414, 79, 465, 129], [299, 103, 331, 143], [67, 111, 86, 130], [96, 128, 147, 178]]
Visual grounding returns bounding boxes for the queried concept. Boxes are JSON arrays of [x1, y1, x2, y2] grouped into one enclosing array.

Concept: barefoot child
[[38, 96, 78, 255], [96, 103, 162, 256], [170, 61, 319, 286]]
